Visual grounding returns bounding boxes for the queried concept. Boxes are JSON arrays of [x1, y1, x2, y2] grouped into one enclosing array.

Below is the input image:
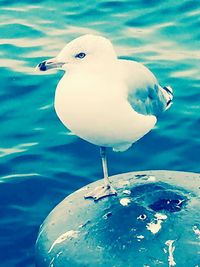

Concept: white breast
[[55, 71, 156, 151]]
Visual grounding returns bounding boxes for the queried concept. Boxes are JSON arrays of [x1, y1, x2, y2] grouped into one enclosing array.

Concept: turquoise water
[[0, 0, 199, 266]]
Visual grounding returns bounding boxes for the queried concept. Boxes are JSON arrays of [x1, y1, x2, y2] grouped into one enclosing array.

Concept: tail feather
[[162, 86, 174, 110]]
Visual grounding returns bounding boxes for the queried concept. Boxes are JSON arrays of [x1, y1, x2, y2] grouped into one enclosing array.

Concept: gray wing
[[120, 59, 173, 117], [128, 84, 173, 116]]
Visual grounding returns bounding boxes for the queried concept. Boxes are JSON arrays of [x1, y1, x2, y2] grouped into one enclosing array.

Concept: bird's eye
[[75, 52, 86, 59]]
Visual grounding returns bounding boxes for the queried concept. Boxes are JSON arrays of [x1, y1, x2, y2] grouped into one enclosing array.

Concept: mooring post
[[35, 170, 200, 267]]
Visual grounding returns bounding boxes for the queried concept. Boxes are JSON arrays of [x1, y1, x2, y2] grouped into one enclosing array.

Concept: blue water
[[0, 1, 199, 266]]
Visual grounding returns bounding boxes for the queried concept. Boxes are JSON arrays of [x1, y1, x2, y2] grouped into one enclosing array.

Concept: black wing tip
[[166, 99, 173, 106], [162, 86, 173, 110], [163, 86, 173, 98]]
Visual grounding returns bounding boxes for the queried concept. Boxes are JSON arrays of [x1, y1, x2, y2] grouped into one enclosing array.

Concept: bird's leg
[[84, 147, 117, 201], [100, 147, 112, 188]]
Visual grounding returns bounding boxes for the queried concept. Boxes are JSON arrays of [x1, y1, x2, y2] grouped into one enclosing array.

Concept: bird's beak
[[35, 57, 65, 72]]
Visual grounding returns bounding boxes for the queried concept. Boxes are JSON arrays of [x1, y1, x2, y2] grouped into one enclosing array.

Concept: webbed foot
[[84, 184, 117, 201]]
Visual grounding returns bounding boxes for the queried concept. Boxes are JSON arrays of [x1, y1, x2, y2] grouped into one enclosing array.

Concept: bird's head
[[36, 34, 117, 72]]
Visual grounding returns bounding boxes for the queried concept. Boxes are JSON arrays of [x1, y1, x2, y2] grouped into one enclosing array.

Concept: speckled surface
[[35, 171, 200, 267]]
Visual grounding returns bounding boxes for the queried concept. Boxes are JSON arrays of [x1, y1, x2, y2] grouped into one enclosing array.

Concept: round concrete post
[[35, 171, 200, 267]]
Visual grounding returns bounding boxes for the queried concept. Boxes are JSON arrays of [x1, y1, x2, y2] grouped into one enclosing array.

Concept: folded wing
[[120, 60, 173, 117]]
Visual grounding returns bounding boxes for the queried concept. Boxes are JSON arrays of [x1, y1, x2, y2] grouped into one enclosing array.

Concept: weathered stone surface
[[35, 171, 200, 267]]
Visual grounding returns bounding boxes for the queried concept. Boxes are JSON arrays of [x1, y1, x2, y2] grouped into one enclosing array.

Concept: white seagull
[[36, 34, 173, 201]]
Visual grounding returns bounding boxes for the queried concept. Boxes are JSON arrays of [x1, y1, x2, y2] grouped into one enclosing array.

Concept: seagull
[[36, 34, 173, 201]]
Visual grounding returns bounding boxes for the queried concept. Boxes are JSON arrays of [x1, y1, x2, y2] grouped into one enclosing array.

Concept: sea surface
[[0, 0, 199, 266]]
